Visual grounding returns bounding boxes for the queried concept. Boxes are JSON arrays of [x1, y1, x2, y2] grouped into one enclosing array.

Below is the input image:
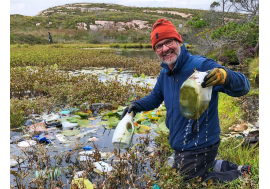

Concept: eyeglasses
[[154, 38, 174, 52]]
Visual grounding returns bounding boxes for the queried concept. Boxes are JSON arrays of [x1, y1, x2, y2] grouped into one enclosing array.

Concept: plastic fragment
[[82, 146, 92, 151]]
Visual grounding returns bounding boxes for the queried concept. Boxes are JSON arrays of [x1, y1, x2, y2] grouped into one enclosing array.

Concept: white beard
[[159, 47, 181, 66]]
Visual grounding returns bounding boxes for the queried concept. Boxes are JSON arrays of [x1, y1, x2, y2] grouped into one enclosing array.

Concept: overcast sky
[[10, 0, 216, 16]]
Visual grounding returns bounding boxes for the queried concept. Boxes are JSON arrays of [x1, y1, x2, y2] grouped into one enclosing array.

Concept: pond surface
[[114, 48, 159, 60], [69, 67, 158, 88], [10, 114, 159, 187]]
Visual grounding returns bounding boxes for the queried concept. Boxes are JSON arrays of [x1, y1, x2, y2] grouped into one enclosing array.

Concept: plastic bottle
[[112, 112, 134, 149]]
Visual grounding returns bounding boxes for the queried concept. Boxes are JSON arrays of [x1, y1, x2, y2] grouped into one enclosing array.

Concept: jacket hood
[[160, 44, 191, 74]]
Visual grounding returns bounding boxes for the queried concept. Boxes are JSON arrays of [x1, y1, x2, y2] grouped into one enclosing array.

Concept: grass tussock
[[218, 93, 242, 133], [248, 57, 259, 84]]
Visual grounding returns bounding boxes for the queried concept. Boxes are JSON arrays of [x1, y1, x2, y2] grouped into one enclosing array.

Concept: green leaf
[[75, 112, 90, 119], [133, 113, 146, 122], [61, 130, 80, 136], [106, 111, 116, 116], [141, 120, 151, 126], [135, 124, 151, 134], [67, 117, 81, 123], [128, 95, 134, 102], [158, 117, 165, 126], [154, 127, 161, 133], [108, 117, 120, 127], [148, 113, 159, 121], [116, 111, 123, 116], [158, 122, 169, 133], [102, 116, 109, 120], [96, 121, 109, 126], [117, 105, 124, 111], [60, 116, 81, 123], [77, 119, 90, 127], [140, 73, 146, 78]]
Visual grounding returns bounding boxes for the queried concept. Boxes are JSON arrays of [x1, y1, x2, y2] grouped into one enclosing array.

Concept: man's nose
[[162, 44, 170, 52]]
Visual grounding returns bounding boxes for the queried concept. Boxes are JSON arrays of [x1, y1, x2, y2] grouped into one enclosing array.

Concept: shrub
[[218, 55, 228, 65], [224, 49, 238, 64]]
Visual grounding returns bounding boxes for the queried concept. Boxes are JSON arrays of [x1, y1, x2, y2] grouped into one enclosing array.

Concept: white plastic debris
[[55, 134, 66, 142], [17, 140, 37, 147], [93, 161, 113, 173], [42, 113, 60, 122], [10, 158, 24, 167], [79, 155, 93, 162], [100, 152, 114, 159], [74, 171, 85, 179], [79, 151, 94, 155], [62, 121, 79, 128]]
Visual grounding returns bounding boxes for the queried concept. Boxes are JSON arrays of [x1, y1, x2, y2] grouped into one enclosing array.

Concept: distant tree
[[210, 1, 221, 10], [210, 0, 235, 25], [230, 0, 259, 18]]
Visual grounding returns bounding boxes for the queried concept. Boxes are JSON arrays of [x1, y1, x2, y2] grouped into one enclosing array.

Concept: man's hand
[[121, 103, 140, 119], [201, 68, 227, 88]]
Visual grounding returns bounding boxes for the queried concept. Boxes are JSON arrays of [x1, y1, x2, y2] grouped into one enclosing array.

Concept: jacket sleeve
[[218, 67, 250, 97], [133, 73, 164, 111], [201, 58, 250, 97]]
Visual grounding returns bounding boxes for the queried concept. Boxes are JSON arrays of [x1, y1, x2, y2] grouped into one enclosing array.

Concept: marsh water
[[115, 48, 159, 60], [10, 48, 259, 187]]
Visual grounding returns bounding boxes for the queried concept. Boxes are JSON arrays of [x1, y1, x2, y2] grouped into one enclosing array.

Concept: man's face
[[155, 38, 181, 66]]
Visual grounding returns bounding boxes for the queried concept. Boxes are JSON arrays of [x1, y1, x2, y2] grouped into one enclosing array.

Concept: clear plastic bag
[[180, 70, 213, 120]]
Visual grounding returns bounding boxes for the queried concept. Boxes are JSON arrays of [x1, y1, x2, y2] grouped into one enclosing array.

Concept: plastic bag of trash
[[180, 70, 213, 120]]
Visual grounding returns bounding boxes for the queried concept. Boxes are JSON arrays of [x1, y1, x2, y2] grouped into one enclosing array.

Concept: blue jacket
[[134, 45, 250, 151]]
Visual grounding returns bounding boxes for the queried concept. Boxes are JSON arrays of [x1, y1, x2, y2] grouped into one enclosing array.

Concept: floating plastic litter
[[17, 140, 37, 147], [93, 161, 113, 173], [82, 146, 92, 151]]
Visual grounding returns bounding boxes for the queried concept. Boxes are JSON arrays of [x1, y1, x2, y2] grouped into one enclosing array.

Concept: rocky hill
[[36, 3, 195, 32], [10, 2, 244, 45]]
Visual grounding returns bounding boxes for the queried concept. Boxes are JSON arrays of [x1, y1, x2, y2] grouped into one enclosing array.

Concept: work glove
[[201, 68, 227, 88], [121, 103, 141, 119]]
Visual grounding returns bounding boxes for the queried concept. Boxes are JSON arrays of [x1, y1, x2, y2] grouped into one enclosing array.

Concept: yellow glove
[[201, 68, 227, 88]]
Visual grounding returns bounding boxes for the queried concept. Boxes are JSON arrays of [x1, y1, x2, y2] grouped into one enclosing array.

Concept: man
[[48, 32, 53, 44], [121, 18, 251, 183]]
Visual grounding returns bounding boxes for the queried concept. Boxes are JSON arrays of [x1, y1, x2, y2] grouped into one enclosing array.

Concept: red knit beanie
[[151, 18, 182, 50]]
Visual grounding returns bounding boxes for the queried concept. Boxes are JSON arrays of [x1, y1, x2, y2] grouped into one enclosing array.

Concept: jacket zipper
[[172, 73, 175, 127]]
